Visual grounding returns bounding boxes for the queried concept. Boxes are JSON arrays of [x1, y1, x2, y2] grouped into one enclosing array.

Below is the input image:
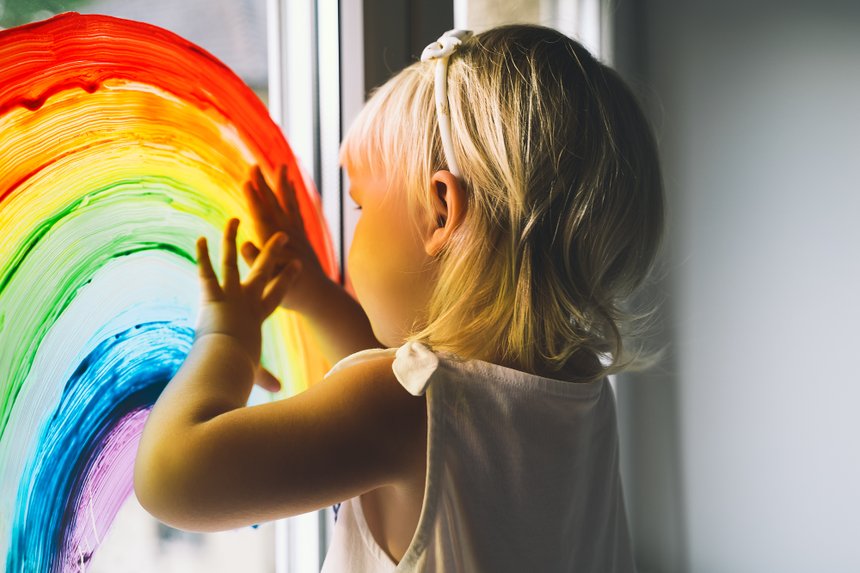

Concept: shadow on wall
[[615, 283, 690, 573], [611, 0, 860, 572], [610, 2, 690, 571]]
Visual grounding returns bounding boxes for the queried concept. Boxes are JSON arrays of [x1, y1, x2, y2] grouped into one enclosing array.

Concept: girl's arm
[[133, 218, 426, 531], [238, 164, 384, 366], [301, 278, 385, 367], [135, 346, 425, 532]]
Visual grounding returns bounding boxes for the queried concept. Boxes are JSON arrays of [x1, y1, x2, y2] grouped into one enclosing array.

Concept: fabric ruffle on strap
[[322, 341, 442, 396], [392, 340, 442, 396]]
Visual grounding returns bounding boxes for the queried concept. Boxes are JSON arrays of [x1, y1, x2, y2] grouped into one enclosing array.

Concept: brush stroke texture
[[0, 12, 336, 571]]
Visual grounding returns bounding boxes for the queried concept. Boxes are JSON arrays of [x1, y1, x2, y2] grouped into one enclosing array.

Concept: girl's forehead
[[344, 160, 387, 184], [341, 157, 363, 178]]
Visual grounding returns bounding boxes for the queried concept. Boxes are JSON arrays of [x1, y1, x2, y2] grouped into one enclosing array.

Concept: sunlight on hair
[[340, 24, 669, 383]]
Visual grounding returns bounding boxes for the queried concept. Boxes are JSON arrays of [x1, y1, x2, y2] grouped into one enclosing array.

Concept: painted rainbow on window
[[0, 12, 337, 571]]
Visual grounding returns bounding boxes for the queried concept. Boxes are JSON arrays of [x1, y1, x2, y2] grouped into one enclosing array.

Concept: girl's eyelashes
[[353, 205, 362, 211]]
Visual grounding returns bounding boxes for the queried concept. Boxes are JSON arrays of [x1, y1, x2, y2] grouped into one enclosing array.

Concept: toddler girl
[[134, 23, 666, 573]]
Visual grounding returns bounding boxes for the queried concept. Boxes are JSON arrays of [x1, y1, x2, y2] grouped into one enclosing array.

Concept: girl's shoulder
[[324, 340, 444, 397], [326, 340, 607, 402], [324, 346, 399, 378]]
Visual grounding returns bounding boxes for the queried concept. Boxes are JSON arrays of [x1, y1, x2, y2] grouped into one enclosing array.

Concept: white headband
[[420, 29, 473, 180]]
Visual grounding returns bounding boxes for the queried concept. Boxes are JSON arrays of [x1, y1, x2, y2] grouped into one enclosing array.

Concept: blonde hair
[[339, 23, 668, 383]]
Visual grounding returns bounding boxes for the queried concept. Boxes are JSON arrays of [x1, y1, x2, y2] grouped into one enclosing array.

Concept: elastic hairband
[[420, 29, 473, 180]]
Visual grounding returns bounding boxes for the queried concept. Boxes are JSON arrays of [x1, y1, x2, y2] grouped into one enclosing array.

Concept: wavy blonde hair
[[339, 23, 668, 383]]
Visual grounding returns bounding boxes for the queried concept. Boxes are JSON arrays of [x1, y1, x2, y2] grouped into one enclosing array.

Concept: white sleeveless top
[[319, 340, 637, 573]]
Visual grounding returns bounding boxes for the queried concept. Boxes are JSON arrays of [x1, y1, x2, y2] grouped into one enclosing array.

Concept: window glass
[[0, 2, 274, 571]]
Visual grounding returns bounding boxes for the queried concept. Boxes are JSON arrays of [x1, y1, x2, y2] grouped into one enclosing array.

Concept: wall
[[361, 0, 454, 95], [612, 1, 860, 572]]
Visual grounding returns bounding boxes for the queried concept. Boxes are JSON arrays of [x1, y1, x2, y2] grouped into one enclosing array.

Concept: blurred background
[[3, 0, 858, 571]]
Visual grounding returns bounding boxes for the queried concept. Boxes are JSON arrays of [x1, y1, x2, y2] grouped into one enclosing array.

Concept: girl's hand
[[240, 164, 331, 315], [194, 217, 299, 378]]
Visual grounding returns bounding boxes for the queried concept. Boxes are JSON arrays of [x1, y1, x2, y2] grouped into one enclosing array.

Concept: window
[[0, 1, 323, 571]]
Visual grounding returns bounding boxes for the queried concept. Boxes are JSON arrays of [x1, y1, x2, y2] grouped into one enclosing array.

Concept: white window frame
[[266, 0, 365, 570]]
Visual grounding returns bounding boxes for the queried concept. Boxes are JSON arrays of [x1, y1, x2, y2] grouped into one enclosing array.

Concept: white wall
[[612, 1, 860, 572]]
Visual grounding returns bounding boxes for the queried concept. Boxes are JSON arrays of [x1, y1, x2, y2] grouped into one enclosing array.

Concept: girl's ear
[[424, 170, 466, 257]]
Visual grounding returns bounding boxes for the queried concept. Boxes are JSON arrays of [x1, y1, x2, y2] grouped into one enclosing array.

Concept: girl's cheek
[[346, 238, 359, 290], [347, 215, 361, 268], [347, 228, 370, 300]]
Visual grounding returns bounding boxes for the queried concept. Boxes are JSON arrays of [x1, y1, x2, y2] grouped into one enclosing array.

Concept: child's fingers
[[278, 165, 301, 225], [253, 365, 282, 393], [221, 218, 241, 294], [196, 237, 223, 300], [278, 165, 305, 231], [261, 260, 301, 315], [244, 232, 289, 296], [250, 166, 294, 236], [240, 240, 260, 266], [261, 166, 296, 232], [243, 237, 293, 277], [242, 180, 273, 228], [243, 179, 284, 249], [253, 165, 285, 215]]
